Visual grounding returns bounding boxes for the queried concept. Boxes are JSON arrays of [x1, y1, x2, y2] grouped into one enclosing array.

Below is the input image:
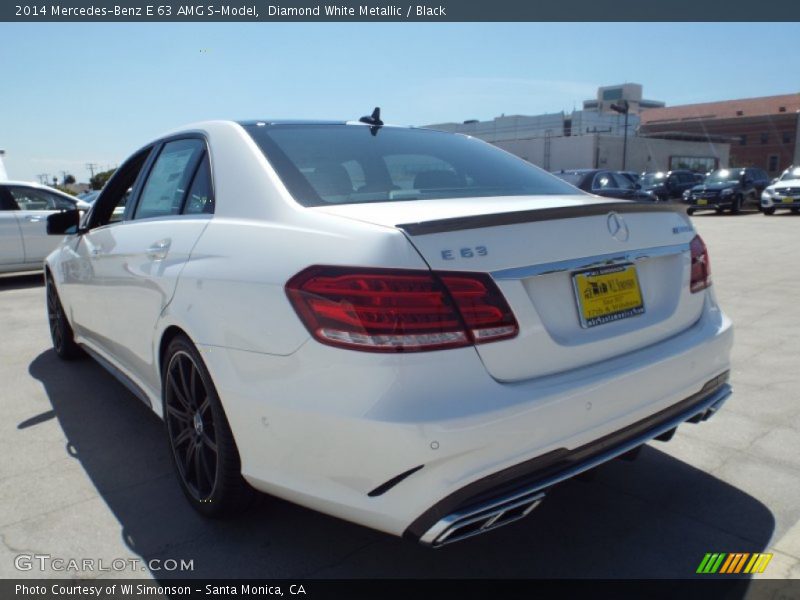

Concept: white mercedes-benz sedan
[[0, 181, 89, 274], [44, 116, 733, 547]]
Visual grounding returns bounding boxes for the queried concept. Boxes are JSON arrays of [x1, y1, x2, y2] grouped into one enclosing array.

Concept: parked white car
[[761, 165, 800, 215], [0, 181, 89, 274], [44, 118, 733, 547]]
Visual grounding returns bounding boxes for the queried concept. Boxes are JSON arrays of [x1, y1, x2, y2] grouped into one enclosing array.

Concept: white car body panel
[[45, 120, 733, 544]]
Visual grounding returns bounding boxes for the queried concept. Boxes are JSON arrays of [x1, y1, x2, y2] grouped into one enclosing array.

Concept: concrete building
[[0, 150, 7, 182], [425, 84, 728, 173], [640, 94, 800, 176]]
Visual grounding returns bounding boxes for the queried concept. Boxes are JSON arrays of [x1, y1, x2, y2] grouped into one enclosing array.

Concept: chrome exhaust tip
[[421, 490, 546, 548]]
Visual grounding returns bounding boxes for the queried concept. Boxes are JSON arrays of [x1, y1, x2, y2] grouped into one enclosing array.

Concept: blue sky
[[3, 22, 799, 182]]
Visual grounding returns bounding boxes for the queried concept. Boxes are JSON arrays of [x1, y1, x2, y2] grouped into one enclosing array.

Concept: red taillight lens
[[690, 235, 712, 293], [285, 266, 519, 352]]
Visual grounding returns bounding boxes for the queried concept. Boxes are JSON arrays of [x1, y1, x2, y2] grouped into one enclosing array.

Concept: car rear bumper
[[199, 293, 733, 540], [410, 375, 731, 546]]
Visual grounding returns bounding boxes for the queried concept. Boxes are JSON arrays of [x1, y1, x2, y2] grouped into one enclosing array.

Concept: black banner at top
[[3, 0, 800, 21]]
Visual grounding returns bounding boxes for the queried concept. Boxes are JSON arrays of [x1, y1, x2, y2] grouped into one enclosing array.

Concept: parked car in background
[[0, 181, 86, 274], [683, 167, 761, 214], [760, 165, 800, 215], [553, 169, 655, 201], [43, 118, 732, 547], [640, 170, 700, 201]]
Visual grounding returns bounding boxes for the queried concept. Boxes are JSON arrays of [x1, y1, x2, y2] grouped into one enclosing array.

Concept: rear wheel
[[163, 335, 255, 517], [46, 274, 83, 360]]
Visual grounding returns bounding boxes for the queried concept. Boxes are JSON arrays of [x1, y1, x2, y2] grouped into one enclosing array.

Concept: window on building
[[739, 135, 747, 146], [760, 133, 769, 145], [783, 132, 792, 144], [768, 155, 779, 173]]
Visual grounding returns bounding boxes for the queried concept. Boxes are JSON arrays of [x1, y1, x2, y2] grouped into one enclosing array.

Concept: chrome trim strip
[[419, 382, 732, 547], [491, 242, 689, 281]]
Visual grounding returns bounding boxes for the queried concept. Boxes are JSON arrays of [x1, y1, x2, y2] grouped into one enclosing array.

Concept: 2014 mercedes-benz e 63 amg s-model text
[[44, 112, 733, 547]]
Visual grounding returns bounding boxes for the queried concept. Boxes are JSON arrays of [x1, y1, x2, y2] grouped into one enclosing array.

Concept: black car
[[640, 170, 701, 201], [553, 169, 655, 201], [683, 167, 763, 214]]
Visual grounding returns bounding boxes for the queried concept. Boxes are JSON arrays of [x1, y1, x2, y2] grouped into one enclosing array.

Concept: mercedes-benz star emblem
[[606, 211, 630, 242]]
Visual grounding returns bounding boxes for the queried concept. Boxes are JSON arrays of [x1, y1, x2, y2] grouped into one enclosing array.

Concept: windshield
[[244, 124, 577, 206], [780, 167, 800, 181], [641, 173, 666, 186], [706, 169, 742, 183]]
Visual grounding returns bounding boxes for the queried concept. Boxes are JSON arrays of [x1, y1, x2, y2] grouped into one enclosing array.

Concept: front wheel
[[763, 207, 776, 215], [162, 334, 255, 517], [46, 274, 84, 360], [730, 195, 742, 214], [687, 208, 695, 215]]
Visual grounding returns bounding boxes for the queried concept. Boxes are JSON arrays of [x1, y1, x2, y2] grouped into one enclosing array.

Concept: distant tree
[[64, 174, 76, 185], [90, 168, 115, 190]]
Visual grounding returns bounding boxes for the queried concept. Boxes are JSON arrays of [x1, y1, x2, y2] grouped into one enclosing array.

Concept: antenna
[[359, 107, 384, 136]]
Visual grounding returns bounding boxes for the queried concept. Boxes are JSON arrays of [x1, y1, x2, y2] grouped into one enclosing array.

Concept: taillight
[[690, 235, 712, 293], [285, 266, 519, 352]]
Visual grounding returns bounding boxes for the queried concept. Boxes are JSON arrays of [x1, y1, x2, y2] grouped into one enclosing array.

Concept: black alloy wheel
[[46, 274, 83, 359], [163, 335, 254, 516]]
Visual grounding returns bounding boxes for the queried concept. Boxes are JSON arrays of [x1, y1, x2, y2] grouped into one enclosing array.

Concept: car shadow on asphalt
[[0, 272, 44, 291], [28, 349, 774, 586]]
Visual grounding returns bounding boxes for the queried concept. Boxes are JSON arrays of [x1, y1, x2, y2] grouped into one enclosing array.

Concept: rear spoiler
[[397, 201, 686, 236]]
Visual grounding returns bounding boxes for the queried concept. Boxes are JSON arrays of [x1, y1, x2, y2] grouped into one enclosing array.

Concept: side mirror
[[47, 209, 80, 235]]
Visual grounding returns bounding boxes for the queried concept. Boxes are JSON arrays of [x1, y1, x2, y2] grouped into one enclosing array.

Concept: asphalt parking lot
[[1, 209, 799, 582]]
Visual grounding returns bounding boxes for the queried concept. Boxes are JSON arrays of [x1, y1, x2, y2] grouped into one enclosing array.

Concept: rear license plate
[[697, 199, 708, 205], [573, 264, 645, 328]]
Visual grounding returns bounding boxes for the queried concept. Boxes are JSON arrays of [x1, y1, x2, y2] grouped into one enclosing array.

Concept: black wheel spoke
[[173, 426, 193, 447], [201, 432, 217, 454], [166, 403, 192, 423], [168, 376, 192, 411]]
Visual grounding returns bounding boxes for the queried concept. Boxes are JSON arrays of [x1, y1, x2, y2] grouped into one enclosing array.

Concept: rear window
[[243, 124, 576, 206]]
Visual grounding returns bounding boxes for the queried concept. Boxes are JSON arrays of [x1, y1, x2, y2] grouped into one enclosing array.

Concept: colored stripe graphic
[[698, 553, 773, 574]]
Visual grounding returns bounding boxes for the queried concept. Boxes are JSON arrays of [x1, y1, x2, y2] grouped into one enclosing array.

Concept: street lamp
[[610, 99, 630, 171]]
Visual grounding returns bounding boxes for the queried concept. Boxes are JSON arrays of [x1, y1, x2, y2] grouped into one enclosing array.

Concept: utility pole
[[38, 173, 49, 185], [610, 99, 630, 171], [86, 162, 98, 179]]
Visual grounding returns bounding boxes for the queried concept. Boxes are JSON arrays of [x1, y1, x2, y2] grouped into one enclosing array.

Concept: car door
[[91, 138, 212, 389], [59, 148, 154, 344], [0, 190, 25, 266], [6, 186, 75, 265]]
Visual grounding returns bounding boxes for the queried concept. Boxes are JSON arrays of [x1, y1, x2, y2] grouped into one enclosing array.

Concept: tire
[[792, 208, 800, 215], [687, 208, 695, 215], [730, 195, 742, 214], [162, 334, 255, 517], [715, 207, 725, 214], [46, 273, 84, 360], [763, 207, 776, 215]]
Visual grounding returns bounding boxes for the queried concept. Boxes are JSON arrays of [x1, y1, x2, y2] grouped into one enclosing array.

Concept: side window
[[592, 172, 616, 190], [183, 155, 215, 215], [134, 139, 205, 220], [8, 187, 74, 211], [0, 189, 20, 210]]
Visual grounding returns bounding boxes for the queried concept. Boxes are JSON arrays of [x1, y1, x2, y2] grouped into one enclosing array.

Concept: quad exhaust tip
[[425, 491, 546, 548]]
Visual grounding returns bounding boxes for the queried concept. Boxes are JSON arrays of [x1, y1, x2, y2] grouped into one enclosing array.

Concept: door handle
[[25, 216, 44, 222], [146, 239, 171, 261]]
